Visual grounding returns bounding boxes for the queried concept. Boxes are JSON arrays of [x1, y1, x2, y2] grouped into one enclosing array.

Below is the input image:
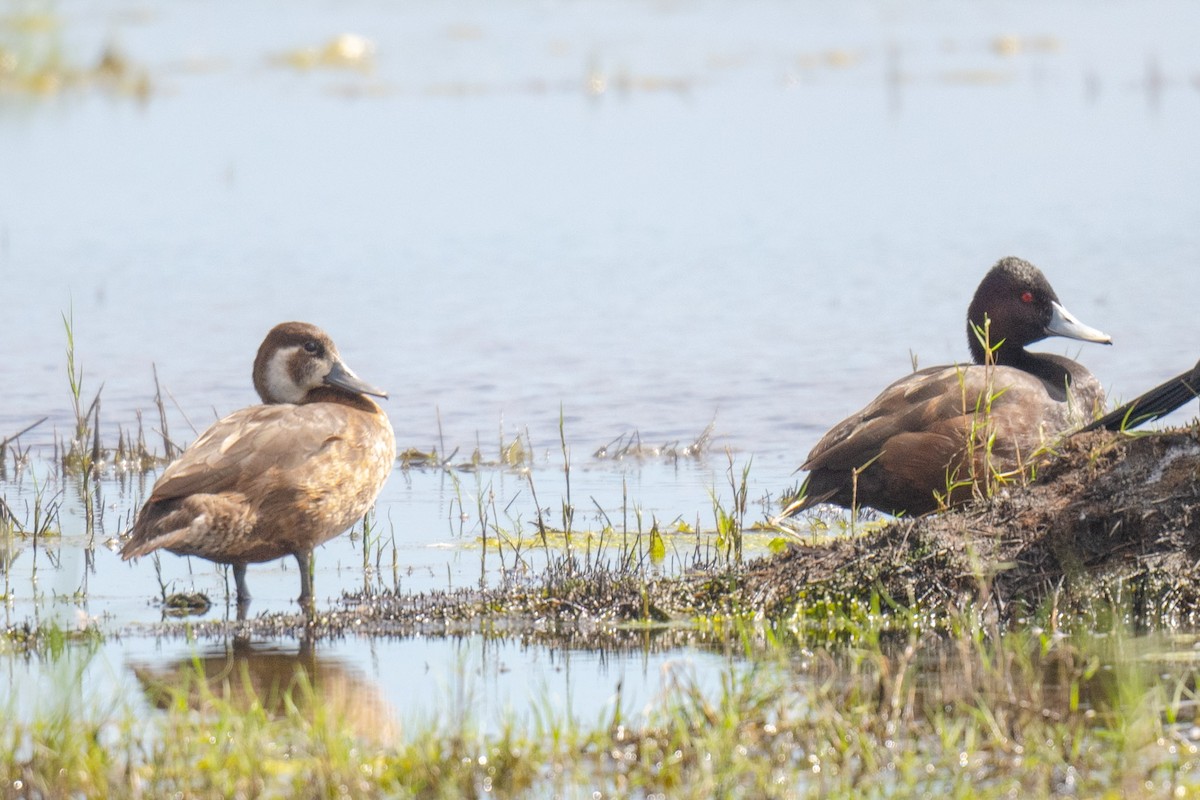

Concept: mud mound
[[751, 425, 1200, 626]]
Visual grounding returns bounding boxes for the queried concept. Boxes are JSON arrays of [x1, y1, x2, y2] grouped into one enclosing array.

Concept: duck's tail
[[1080, 359, 1200, 433]]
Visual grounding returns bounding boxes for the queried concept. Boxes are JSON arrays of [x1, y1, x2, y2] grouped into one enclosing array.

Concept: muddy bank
[[759, 425, 1200, 627], [139, 425, 1200, 642]]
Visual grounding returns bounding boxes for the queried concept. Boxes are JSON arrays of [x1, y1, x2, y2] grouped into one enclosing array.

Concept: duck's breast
[[258, 402, 396, 548]]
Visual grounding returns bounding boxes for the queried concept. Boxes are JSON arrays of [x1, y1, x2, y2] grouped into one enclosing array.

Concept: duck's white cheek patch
[[264, 347, 306, 404]]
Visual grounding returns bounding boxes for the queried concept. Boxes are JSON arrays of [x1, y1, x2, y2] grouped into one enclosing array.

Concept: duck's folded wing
[[802, 366, 970, 472], [146, 405, 351, 502]]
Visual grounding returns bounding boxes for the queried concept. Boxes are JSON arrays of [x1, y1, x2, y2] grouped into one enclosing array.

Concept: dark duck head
[[965, 256, 1110, 386]]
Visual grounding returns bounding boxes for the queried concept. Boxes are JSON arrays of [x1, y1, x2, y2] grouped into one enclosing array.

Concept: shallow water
[[3, 0, 1200, 734]]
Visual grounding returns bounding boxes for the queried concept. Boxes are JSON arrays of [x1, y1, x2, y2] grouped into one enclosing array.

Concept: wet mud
[[138, 425, 1200, 643]]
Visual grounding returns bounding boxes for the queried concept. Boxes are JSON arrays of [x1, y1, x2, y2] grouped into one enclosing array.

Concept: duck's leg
[[232, 563, 251, 603], [295, 550, 315, 617], [232, 563, 251, 620]]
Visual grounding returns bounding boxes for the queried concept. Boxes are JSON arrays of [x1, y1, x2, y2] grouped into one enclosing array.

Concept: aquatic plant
[[710, 450, 751, 564]]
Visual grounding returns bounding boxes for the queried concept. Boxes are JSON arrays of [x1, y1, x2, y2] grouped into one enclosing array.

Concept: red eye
[[1021, 291, 1034, 303]]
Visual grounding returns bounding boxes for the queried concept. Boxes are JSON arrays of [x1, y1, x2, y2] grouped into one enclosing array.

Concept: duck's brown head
[[252, 321, 388, 405], [966, 256, 1112, 366]]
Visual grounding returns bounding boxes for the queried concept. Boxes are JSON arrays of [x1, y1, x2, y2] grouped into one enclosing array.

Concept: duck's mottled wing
[[802, 366, 964, 473], [146, 405, 350, 502]]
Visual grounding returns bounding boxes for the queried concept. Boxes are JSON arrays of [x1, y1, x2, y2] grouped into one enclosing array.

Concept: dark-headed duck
[[789, 256, 1111, 516], [120, 322, 396, 613]]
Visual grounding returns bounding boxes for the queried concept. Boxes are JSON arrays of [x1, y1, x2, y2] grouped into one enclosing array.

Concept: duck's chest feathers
[[256, 404, 395, 543]]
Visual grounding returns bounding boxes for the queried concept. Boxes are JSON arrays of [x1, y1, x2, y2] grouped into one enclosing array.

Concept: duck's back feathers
[[141, 404, 355, 503]]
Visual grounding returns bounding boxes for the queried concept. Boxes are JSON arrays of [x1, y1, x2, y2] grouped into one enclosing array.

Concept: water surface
[[3, 0, 1200, 734]]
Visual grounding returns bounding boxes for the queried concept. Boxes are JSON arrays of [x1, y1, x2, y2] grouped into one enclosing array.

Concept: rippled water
[[3, 0, 1200, 732]]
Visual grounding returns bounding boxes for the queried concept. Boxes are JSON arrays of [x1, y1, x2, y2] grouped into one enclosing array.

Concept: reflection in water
[[130, 637, 399, 746]]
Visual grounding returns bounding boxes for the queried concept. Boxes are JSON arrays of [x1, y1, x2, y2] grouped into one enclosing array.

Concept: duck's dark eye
[[1021, 291, 1034, 304], [304, 340, 321, 355]]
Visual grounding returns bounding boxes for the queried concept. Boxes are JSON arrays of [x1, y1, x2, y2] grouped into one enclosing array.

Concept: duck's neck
[[972, 338, 1075, 393], [300, 386, 383, 413], [968, 318, 1040, 369]]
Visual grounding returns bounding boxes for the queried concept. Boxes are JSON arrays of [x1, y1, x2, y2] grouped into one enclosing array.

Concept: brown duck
[[790, 257, 1112, 516], [120, 322, 396, 611]]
